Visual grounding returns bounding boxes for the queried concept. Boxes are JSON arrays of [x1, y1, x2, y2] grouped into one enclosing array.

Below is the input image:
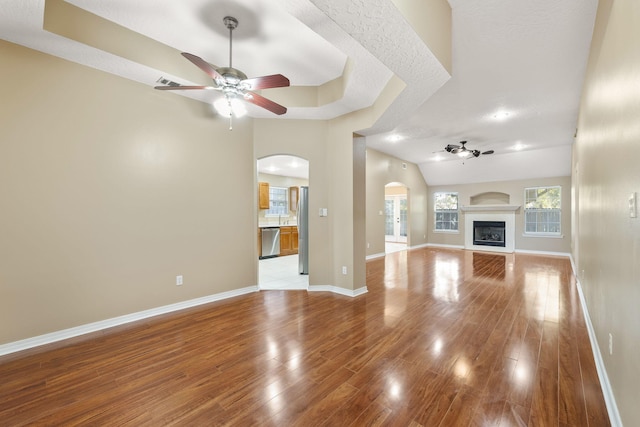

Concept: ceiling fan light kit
[[154, 16, 290, 129]]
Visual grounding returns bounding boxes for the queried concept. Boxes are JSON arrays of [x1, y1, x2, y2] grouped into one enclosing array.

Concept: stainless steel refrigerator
[[297, 186, 309, 274]]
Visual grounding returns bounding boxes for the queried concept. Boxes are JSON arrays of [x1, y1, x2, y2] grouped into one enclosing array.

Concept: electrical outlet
[[609, 333, 613, 355], [176, 275, 183, 286], [629, 192, 637, 218], [342, 266, 347, 275], [367, 242, 370, 249]]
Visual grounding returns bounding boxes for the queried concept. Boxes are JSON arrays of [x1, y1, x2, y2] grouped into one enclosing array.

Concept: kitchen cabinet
[[279, 226, 299, 256], [292, 227, 299, 252], [289, 186, 299, 211], [258, 229, 262, 258], [258, 182, 270, 210]]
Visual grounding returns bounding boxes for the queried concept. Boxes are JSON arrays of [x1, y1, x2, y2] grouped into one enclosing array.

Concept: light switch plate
[[629, 192, 637, 218]]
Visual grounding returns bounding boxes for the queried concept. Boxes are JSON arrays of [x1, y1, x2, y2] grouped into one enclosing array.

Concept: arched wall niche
[[470, 191, 510, 205]]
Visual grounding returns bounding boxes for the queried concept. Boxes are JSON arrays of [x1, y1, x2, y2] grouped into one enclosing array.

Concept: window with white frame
[[266, 186, 289, 216], [524, 186, 561, 235], [434, 192, 459, 231]]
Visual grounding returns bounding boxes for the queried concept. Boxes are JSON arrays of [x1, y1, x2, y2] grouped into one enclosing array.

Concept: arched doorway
[[257, 155, 309, 290], [385, 182, 409, 253]]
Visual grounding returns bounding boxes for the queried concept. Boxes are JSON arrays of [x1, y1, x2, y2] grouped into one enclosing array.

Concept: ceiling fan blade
[[472, 150, 481, 157], [482, 150, 495, 155], [154, 85, 217, 91], [242, 74, 290, 90], [181, 52, 223, 80], [244, 91, 287, 115]]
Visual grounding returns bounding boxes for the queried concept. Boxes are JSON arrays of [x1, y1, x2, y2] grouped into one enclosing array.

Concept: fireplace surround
[[461, 204, 519, 253]]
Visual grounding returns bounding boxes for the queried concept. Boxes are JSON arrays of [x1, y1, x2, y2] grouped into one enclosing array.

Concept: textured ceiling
[[366, 0, 598, 184], [0, 0, 598, 184]]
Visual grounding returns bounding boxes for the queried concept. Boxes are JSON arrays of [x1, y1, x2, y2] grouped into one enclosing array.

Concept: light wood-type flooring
[[0, 248, 610, 426]]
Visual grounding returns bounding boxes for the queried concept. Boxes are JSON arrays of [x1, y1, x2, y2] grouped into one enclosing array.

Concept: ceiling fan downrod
[[223, 16, 238, 69]]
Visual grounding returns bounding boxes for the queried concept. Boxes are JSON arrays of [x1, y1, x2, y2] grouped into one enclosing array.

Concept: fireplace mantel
[[460, 204, 520, 212]]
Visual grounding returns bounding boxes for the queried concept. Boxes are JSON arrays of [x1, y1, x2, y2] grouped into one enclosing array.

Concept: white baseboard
[[515, 249, 571, 258], [308, 285, 368, 297], [569, 257, 622, 427], [366, 252, 385, 260], [0, 285, 259, 357]]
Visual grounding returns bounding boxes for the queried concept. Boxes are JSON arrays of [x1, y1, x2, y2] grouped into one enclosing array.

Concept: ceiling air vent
[[156, 77, 181, 87]]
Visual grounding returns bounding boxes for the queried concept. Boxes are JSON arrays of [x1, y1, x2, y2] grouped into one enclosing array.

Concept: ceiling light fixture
[[492, 111, 511, 120], [513, 142, 525, 151], [388, 134, 403, 142], [213, 96, 247, 130]]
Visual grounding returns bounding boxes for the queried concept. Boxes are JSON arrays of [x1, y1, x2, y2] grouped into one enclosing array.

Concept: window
[[266, 186, 288, 216], [524, 186, 561, 235], [434, 192, 458, 231]]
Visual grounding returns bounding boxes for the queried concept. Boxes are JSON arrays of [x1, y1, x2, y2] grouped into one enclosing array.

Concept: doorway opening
[[385, 183, 409, 254], [257, 154, 309, 290]]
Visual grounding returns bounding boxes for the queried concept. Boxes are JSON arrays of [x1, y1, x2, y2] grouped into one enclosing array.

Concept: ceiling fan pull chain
[[227, 96, 233, 130]]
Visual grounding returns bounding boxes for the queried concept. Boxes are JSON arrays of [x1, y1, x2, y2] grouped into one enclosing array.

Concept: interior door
[[385, 195, 408, 243]]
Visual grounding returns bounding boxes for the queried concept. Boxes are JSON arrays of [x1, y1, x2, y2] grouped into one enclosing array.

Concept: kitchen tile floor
[[259, 243, 408, 290], [259, 254, 309, 290]]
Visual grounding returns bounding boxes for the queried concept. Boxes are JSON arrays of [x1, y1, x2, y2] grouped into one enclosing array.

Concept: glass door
[[385, 195, 408, 243]]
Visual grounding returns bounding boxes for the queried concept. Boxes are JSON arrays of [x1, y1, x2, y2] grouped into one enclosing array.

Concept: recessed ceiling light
[[492, 111, 511, 120], [512, 142, 526, 151], [387, 134, 403, 142], [266, 166, 279, 173]]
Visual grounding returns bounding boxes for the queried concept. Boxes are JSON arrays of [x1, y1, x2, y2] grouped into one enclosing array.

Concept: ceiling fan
[[444, 141, 494, 158], [154, 16, 290, 123]]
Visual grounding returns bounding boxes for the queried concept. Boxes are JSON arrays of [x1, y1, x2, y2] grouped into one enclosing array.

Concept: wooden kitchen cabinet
[[279, 226, 299, 256], [292, 227, 299, 252], [289, 186, 299, 211], [258, 182, 270, 210]]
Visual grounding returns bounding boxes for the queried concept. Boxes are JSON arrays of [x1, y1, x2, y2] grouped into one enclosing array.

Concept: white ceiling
[[0, 0, 598, 184]]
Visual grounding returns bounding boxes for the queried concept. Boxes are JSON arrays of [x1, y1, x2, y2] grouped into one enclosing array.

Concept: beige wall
[[0, 41, 393, 345], [573, 0, 640, 424], [0, 40, 256, 343], [366, 149, 429, 256], [253, 119, 333, 287], [428, 176, 572, 254]]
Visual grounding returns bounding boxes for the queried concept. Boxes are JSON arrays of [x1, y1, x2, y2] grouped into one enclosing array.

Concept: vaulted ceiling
[[0, 0, 598, 185]]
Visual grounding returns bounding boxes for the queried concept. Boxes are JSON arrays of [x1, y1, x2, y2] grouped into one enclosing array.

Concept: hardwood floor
[[0, 248, 610, 426]]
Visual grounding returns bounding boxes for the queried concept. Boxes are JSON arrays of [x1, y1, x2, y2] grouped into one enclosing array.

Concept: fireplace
[[473, 221, 506, 247], [461, 204, 520, 253]]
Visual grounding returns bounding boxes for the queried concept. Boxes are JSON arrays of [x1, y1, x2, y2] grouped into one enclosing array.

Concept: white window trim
[[265, 186, 290, 217], [434, 192, 459, 232], [522, 232, 564, 239], [523, 186, 562, 237]]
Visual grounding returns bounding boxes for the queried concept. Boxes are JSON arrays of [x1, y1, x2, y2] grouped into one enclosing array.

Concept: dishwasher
[[260, 227, 280, 259]]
